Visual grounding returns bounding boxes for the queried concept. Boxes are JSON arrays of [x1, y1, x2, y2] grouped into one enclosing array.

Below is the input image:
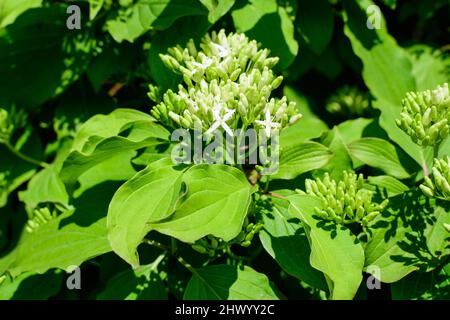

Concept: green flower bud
[[192, 244, 208, 254], [420, 156, 450, 201], [326, 86, 371, 117], [241, 240, 251, 247], [396, 83, 450, 146], [305, 171, 388, 225]]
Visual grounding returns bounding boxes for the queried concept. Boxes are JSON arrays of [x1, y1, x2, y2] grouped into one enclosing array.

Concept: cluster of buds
[[25, 207, 57, 233], [395, 83, 450, 147], [303, 171, 389, 225], [0, 108, 13, 143], [326, 86, 371, 117], [191, 235, 227, 257], [420, 156, 450, 201], [149, 30, 302, 138], [232, 222, 264, 248]]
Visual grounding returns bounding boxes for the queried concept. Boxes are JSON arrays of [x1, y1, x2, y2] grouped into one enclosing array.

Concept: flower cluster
[[395, 83, 450, 147], [420, 156, 450, 201], [149, 30, 302, 138], [326, 86, 371, 117], [304, 171, 389, 225]]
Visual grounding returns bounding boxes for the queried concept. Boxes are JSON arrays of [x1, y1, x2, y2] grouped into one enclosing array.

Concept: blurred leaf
[[0, 6, 96, 109], [0, 0, 42, 28], [88, 0, 104, 20], [296, 0, 334, 54], [199, 0, 235, 23], [147, 15, 211, 90], [0, 130, 42, 207], [380, 0, 396, 9], [0, 270, 62, 300], [184, 264, 279, 300], [408, 45, 450, 91], [87, 42, 139, 91], [232, 0, 298, 70], [106, 0, 208, 43]]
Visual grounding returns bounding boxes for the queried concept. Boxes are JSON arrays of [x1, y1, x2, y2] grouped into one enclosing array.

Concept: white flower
[[205, 103, 235, 136], [255, 109, 281, 137], [212, 42, 230, 58], [431, 83, 449, 105], [192, 57, 213, 71]]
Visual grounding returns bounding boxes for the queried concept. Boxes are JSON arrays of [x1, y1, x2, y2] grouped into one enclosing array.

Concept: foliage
[[0, 0, 449, 301]]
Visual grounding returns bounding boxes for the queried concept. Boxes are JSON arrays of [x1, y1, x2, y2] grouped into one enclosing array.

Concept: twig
[[5, 142, 49, 168]]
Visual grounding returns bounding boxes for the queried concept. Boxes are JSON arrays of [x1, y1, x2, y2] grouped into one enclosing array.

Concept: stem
[[5, 142, 49, 168], [143, 238, 197, 275], [433, 143, 440, 160], [268, 191, 287, 200], [264, 177, 270, 192]]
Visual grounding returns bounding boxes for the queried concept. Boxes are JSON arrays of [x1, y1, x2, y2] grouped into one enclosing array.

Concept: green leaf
[[342, 0, 424, 166], [106, 0, 208, 43], [18, 166, 69, 211], [366, 175, 409, 197], [0, 130, 42, 207], [107, 159, 185, 267], [70, 109, 155, 152], [0, 0, 42, 28], [232, 0, 298, 70], [280, 118, 329, 148], [408, 45, 450, 91], [73, 149, 138, 198], [88, 0, 104, 20], [288, 194, 365, 300], [0, 182, 119, 276], [364, 191, 450, 282], [199, 0, 235, 23], [283, 86, 322, 121], [380, 0, 396, 9], [391, 269, 450, 300], [319, 126, 353, 179], [272, 142, 333, 180], [149, 164, 254, 243], [97, 255, 168, 300], [336, 118, 374, 144], [259, 195, 328, 290], [0, 6, 96, 109], [184, 265, 279, 300], [0, 270, 63, 300], [61, 110, 169, 188], [348, 138, 411, 179], [296, 0, 334, 54]]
